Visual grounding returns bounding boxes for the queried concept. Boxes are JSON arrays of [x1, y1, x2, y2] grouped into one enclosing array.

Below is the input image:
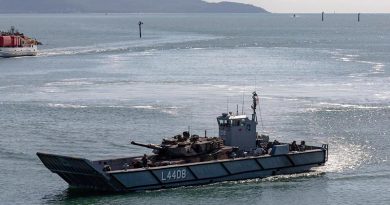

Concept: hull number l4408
[[161, 169, 187, 181]]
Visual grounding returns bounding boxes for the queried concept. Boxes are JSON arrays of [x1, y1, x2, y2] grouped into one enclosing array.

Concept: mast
[[251, 91, 258, 123], [10, 26, 15, 34]]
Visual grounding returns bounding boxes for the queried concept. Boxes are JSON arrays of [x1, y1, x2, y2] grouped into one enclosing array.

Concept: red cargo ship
[[0, 26, 39, 57]]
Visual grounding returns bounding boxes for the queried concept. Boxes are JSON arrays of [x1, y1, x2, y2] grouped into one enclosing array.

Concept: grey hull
[[37, 148, 327, 192]]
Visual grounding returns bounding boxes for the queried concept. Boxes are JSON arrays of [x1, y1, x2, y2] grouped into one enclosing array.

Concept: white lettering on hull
[[161, 169, 187, 181]]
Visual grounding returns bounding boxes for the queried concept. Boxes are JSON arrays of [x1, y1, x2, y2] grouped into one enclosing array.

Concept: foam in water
[[44, 103, 180, 116], [132, 105, 156, 109], [328, 49, 386, 76], [45, 79, 94, 86], [47, 103, 88, 109], [374, 92, 390, 100], [39, 34, 221, 57], [317, 102, 389, 110]]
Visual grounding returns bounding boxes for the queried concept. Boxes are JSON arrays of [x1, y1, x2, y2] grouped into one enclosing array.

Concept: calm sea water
[[0, 13, 389, 205]]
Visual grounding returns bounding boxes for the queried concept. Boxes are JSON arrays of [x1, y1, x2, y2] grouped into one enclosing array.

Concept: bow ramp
[[36, 152, 123, 192]]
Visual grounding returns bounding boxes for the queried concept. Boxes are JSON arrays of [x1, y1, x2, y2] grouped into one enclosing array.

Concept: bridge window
[[218, 119, 230, 127], [231, 119, 246, 127]]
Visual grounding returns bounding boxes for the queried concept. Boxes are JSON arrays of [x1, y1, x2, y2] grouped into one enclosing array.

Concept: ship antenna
[[226, 96, 229, 113], [258, 98, 265, 131], [255, 75, 257, 92], [242, 85, 245, 115], [241, 93, 244, 115]]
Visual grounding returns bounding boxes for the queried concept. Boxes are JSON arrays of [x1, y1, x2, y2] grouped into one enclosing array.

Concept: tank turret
[[130, 141, 163, 151], [131, 131, 228, 159]]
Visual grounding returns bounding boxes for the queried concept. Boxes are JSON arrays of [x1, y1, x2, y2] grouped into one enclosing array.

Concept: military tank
[[131, 131, 226, 158], [129, 132, 234, 168], [37, 92, 328, 192]]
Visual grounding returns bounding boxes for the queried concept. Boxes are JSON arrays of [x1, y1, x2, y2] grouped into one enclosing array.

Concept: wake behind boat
[[0, 26, 39, 58], [37, 92, 328, 192]]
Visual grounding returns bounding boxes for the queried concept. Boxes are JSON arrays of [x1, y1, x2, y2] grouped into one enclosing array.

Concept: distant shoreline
[[0, 0, 268, 14], [2, 12, 390, 15], [0, 12, 271, 14]]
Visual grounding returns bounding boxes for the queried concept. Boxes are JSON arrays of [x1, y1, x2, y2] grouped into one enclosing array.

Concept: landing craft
[[37, 92, 328, 192]]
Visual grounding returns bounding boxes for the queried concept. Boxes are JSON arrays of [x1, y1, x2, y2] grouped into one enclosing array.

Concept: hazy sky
[[206, 0, 390, 13]]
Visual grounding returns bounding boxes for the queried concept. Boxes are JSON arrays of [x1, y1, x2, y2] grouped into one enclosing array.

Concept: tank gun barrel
[[130, 141, 163, 150]]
